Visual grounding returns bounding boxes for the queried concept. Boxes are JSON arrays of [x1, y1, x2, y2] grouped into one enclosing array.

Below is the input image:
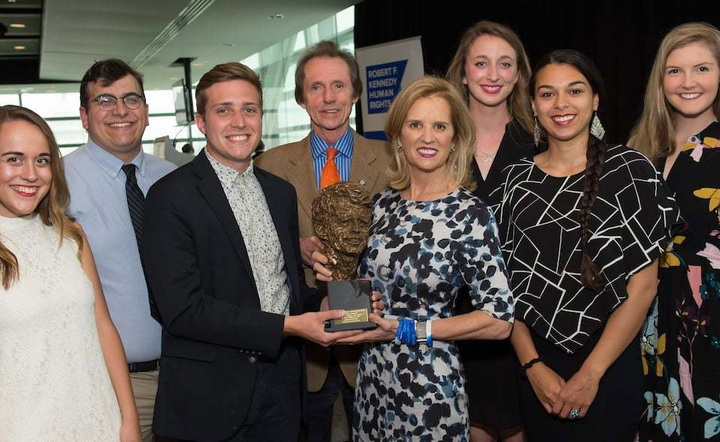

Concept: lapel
[[349, 130, 382, 192], [285, 135, 317, 222], [255, 168, 300, 307], [192, 151, 258, 293], [484, 127, 514, 192], [284, 130, 383, 222], [470, 159, 488, 201]]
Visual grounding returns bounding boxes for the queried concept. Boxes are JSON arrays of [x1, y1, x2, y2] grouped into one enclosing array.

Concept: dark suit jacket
[[143, 150, 321, 442]]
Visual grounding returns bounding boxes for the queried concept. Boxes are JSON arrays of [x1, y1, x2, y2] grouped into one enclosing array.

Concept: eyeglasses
[[92, 93, 145, 110]]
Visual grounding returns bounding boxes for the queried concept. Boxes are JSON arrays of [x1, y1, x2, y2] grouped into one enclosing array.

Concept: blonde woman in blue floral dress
[[316, 77, 514, 441]]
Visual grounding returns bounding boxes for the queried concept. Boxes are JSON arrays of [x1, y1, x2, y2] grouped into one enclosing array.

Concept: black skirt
[[457, 291, 522, 431], [519, 326, 645, 442]]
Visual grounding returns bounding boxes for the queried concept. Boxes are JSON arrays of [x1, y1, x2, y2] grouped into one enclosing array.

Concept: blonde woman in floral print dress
[[316, 77, 515, 441], [630, 22, 720, 442]]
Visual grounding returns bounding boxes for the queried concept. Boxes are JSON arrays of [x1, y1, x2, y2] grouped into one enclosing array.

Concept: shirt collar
[[310, 128, 354, 160], [204, 149, 255, 188], [85, 138, 145, 179]]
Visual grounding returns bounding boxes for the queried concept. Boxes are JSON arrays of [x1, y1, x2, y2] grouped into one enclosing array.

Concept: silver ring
[[569, 409, 580, 419]]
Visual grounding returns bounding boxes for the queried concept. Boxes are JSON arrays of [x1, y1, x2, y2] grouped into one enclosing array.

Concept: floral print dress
[[640, 121, 720, 441], [354, 188, 514, 441]]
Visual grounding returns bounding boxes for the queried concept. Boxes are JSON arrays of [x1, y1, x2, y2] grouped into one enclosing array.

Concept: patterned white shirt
[[205, 150, 290, 315]]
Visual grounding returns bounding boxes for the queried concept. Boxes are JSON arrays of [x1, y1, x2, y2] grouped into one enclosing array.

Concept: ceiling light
[[266, 13, 284, 20], [9, 24, 25, 29], [14, 45, 25, 50]]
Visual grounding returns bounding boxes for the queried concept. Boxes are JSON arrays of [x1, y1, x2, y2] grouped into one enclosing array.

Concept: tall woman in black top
[[446, 21, 535, 442], [494, 50, 679, 441], [446, 21, 535, 203]]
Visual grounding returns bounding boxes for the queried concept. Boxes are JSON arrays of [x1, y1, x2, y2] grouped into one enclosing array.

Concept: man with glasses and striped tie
[[64, 59, 176, 442]]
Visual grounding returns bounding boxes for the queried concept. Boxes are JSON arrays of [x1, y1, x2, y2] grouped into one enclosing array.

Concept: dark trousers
[[304, 355, 354, 442], [177, 344, 302, 442]]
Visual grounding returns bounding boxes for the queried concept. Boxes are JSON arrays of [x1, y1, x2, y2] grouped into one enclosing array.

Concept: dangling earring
[[397, 143, 403, 152], [533, 116, 541, 147], [590, 111, 605, 140]]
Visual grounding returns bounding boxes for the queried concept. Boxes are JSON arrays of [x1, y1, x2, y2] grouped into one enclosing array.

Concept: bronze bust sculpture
[[312, 181, 372, 280]]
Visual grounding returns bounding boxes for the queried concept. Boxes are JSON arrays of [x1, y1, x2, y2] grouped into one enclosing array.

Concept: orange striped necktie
[[320, 148, 341, 190]]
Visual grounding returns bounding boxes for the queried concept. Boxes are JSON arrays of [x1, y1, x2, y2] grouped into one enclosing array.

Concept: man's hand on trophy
[[300, 236, 325, 267], [312, 250, 332, 281]]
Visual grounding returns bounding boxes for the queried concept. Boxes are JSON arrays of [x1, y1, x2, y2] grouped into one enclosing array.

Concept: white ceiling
[[18, 0, 359, 93]]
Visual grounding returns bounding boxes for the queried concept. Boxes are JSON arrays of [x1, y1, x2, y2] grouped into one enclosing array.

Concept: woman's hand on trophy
[[312, 250, 333, 281], [370, 291, 385, 316], [335, 314, 398, 344]]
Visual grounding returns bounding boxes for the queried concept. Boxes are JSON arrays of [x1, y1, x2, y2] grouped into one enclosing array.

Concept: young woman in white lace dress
[[0, 105, 141, 441]]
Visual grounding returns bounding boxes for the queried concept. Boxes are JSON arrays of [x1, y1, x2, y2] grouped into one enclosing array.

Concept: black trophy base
[[325, 280, 377, 332]]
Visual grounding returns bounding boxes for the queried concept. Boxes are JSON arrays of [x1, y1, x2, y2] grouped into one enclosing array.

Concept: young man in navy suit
[[143, 62, 361, 442]]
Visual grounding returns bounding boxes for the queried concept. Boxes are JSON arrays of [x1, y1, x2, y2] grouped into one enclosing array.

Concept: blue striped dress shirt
[[310, 129, 354, 189]]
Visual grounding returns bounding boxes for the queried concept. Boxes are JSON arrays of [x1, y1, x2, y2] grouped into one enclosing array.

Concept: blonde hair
[[446, 20, 534, 134], [628, 22, 720, 164], [384, 77, 476, 191], [0, 105, 83, 289]]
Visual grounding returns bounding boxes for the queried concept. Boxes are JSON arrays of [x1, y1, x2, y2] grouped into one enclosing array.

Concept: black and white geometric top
[[491, 145, 680, 354]]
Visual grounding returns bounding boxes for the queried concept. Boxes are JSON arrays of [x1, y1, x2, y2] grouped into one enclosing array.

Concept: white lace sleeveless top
[[0, 214, 120, 441]]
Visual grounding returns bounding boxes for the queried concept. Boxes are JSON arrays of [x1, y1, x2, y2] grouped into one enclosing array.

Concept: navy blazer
[[143, 150, 321, 441]]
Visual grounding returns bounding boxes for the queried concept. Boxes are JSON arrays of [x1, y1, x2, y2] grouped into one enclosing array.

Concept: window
[[0, 5, 354, 156], [248, 5, 355, 150]]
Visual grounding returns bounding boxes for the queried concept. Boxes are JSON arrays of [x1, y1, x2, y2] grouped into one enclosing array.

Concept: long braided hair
[[530, 50, 608, 291]]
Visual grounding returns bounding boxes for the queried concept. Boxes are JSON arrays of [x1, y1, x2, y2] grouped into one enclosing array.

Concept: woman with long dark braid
[[492, 50, 680, 441]]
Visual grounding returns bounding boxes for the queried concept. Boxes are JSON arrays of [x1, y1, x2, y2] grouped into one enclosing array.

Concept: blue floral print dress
[[639, 121, 720, 441], [353, 188, 514, 441]]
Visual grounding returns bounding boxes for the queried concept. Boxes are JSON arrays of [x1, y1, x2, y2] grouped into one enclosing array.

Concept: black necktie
[[123, 164, 162, 321], [122, 164, 145, 255]]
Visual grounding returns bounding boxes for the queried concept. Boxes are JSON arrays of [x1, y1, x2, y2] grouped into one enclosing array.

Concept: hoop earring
[[533, 116, 541, 147], [590, 111, 605, 140]]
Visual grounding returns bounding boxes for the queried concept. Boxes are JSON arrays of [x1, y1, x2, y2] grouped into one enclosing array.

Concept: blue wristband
[[408, 319, 417, 345], [394, 317, 404, 345], [395, 318, 418, 345], [426, 319, 433, 347], [395, 317, 409, 345]]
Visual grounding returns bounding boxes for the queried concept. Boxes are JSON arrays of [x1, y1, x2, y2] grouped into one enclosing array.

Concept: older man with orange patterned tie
[[256, 40, 391, 442]]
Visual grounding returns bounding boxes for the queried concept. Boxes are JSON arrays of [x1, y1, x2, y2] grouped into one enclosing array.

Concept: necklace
[[476, 151, 496, 163]]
